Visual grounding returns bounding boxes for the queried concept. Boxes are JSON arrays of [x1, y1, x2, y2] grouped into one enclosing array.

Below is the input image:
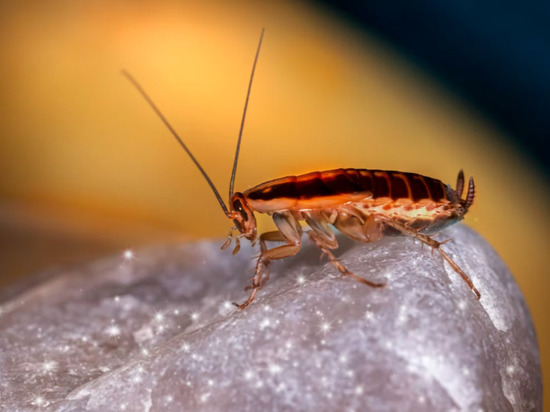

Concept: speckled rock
[[0, 225, 542, 411]]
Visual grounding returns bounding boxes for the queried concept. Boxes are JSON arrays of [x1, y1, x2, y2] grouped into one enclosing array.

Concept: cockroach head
[[229, 193, 257, 241]]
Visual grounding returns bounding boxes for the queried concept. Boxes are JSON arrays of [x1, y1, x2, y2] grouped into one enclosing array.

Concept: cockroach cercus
[[123, 29, 480, 309]]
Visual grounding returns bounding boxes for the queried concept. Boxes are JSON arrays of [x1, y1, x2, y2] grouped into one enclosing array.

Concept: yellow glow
[[1, 0, 548, 401]]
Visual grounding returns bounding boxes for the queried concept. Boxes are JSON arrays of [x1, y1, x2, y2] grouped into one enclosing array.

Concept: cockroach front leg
[[383, 218, 481, 300], [221, 227, 246, 255], [243, 231, 288, 292], [234, 212, 302, 310]]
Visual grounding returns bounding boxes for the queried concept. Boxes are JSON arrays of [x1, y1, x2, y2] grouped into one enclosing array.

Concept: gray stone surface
[[0, 225, 542, 411]]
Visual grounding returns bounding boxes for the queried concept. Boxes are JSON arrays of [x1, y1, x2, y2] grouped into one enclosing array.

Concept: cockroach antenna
[[124, 30, 480, 309], [121, 28, 265, 217], [121, 69, 229, 215], [229, 27, 265, 201]]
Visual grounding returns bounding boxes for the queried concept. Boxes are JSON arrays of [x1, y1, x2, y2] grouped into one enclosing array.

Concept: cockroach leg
[[306, 230, 385, 288], [234, 213, 302, 309], [234, 239, 301, 309], [258, 231, 289, 287], [125, 32, 479, 308], [232, 237, 241, 255], [243, 231, 286, 291], [220, 226, 238, 251], [221, 236, 232, 251], [382, 218, 481, 300], [437, 247, 480, 299], [333, 213, 383, 243]]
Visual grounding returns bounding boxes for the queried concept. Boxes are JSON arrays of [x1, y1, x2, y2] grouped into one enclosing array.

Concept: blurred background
[[1, 0, 548, 403]]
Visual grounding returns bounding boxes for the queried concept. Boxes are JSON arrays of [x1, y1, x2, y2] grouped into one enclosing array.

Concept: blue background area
[[316, 1, 550, 176]]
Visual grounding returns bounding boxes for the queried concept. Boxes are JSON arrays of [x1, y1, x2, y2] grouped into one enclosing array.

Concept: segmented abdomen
[[244, 168, 452, 213]]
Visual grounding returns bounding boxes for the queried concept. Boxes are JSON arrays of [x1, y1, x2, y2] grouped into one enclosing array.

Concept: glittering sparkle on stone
[[123, 249, 134, 261], [31, 396, 47, 407], [319, 321, 333, 335], [41, 360, 58, 374], [219, 300, 234, 316], [105, 324, 121, 337], [0, 226, 541, 411], [268, 363, 283, 375], [259, 317, 271, 330]]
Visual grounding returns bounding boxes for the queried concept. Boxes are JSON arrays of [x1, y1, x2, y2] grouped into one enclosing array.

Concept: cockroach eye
[[233, 199, 248, 221]]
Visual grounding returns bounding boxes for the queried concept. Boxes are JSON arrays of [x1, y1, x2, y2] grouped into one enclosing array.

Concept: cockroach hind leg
[[437, 246, 481, 300], [383, 218, 481, 300]]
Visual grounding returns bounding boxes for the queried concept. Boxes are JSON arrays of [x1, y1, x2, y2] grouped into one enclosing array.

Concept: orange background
[[1, 0, 548, 403]]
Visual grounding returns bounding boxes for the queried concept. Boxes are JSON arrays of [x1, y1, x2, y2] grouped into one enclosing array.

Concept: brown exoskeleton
[[124, 29, 480, 309]]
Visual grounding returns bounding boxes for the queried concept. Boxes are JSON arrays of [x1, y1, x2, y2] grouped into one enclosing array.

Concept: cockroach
[[123, 29, 480, 309]]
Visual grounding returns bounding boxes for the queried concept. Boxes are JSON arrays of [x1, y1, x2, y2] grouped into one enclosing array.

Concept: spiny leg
[[234, 212, 302, 310], [244, 230, 287, 291], [383, 218, 481, 300], [235, 233, 300, 309], [306, 230, 385, 288]]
